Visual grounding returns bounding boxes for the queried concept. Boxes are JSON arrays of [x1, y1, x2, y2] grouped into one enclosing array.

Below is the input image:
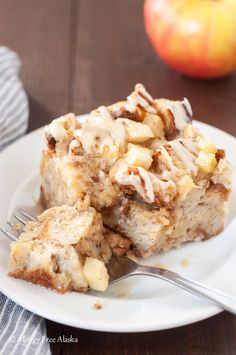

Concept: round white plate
[[0, 117, 236, 332]]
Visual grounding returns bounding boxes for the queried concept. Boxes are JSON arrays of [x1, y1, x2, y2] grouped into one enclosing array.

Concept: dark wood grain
[[0, 0, 235, 354], [0, 0, 73, 130]]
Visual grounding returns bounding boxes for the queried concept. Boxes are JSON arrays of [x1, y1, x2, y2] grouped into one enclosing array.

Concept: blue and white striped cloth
[[0, 47, 28, 151], [0, 47, 51, 355]]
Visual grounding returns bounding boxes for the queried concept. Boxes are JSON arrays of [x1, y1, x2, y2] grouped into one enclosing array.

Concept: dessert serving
[[9, 84, 233, 293], [9, 196, 131, 292]]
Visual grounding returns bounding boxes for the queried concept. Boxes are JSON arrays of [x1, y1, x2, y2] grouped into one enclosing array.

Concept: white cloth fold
[[0, 47, 51, 355]]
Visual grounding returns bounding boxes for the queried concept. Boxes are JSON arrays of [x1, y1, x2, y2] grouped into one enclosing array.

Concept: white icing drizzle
[[78, 112, 127, 158], [183, 97, 193, 116], [180, 138, 198, 155], [45, 122, 65, 142], [107, 101, 125, 118], [46, 113, 77, 142], [114, 162, 153, 202], [149, 172, 176, 203], [159, 146, 179, 181], [115, 162, 176, 204], [169, 141, 197, 174], [156, 98, 192, 131], [125, 84, 157, 114], [45, 113, 78, 156]]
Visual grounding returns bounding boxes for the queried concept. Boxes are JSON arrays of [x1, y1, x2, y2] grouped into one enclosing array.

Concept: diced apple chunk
[[143, 113, 164, 138], [177, 175, 196, 200], [83, 257, 109, 291], [117, 118, 154, 143], [198, 138, 217, 154], [125, 144, 153, 170], [183, 124, 203, 139], [196, 151, 217, 173]]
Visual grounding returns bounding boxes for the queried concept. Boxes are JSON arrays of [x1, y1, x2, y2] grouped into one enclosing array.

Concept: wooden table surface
[[0, 0, 235, 354]]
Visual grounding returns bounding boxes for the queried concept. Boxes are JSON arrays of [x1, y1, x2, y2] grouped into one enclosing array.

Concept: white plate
[[0, 117, 236, 332]]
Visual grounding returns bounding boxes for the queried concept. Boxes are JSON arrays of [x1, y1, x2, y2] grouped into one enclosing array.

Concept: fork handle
[[135, 265, 236, 315]]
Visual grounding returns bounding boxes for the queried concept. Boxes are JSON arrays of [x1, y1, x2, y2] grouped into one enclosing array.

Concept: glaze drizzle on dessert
[[155, 98, 192, 131], [168, 141, 197, 175], [44, 83, 227, 214]]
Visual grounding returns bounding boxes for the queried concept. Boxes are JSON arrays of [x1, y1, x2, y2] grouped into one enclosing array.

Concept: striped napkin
[[0, 47, 28, 151], [0, 47, 51, 355]]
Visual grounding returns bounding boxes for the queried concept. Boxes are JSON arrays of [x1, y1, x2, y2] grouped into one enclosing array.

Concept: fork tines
[[0, 227, 18, 241], [18, 208, 36, 221], [0, 209, 36, 242]]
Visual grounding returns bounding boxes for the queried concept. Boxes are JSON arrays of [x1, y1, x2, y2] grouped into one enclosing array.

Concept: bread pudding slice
[[9, 198, 113, 293], [40, 84, 233, 258]]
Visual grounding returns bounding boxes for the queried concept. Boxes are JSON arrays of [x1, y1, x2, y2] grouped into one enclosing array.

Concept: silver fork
[[108, 255, 236, 315], [0, 208, 36, 241], [2, 211, 236, 315]]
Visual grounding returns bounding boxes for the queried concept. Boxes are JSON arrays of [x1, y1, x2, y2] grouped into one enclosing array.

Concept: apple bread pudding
[[9, 196, 131, 293], [40, 84, 232, 258], [9, 83, 232, 293]]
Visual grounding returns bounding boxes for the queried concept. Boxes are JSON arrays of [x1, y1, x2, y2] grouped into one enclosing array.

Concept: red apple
[[144, 0, 236, 79]]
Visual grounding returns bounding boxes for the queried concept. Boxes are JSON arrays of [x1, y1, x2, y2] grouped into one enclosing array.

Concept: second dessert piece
[[9, 197, 131, 293]]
